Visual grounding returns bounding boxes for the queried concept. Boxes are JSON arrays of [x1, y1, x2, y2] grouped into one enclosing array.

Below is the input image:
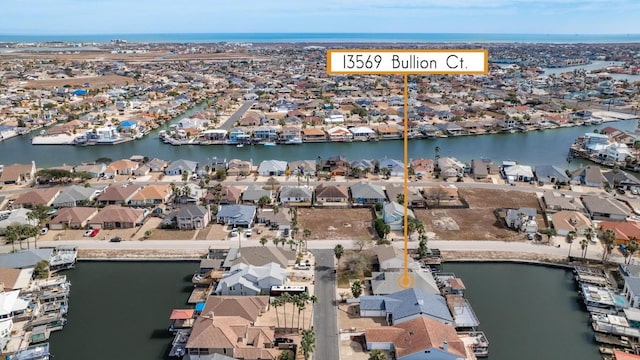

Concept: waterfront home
[[73, 163, 106, 178], [364, 317, 469, 360], [241, 185, 272, 205], [385, 184, 426, 208], [314, 184, 349, 206], [199, 296, 270, 322], [377, 125, 402, 139], [470, 159, 489, 180], [601, 143, 633, 163], [173, 183, 205, 204], [377, 157, 404, 177], [51, 185, 103, 208], [542, 191, 584, 212], [288, 160, 316, 176], [185, 314, 278, 359], [503, 164, 535, 183], [582, 195, 631, 221], [216, 205, 257, 228], [0, 246, 77, 271], [13, 188, 61, 209], [0, 267, 32, 291], [104, 159, 139, 177], [583, 132, 610, 153], [228, 128, 251, 144], [504, 208, 538, 233], [279, 126, 302, 143], [350, 182, 387, 205], [48, 207, 98, 230], [327, 126, 354, 142], [581, 284, 628, 314], [279, 186, 313, 205], [165, 159, 198, 176], [359, 288, 454, 326], [165, 205, 211, 230], [436, 123, 464, 136], [0, 162, 36, 185], [253, 126, 277, 140], [147, 158, 169, 172], [129, 184, 173, 206], [209, 157, 228, 172], [0, 125, 17, 141], [599, 221, 640, 245], [0, 209, 31, 235], [223, 246, 296, 268], [371, 270, 441, 296], [257, 160, 287, 177], [437, 157, 465, 179], [199, 129, 227, 141], [227, 159, 252, 177], [534, 165, 570, 185], [301, 128, 327, 142], [603, 170, 640, 191], [571, 166, 605, 188], [349, 126, 376, 141], [620, 264, 640, 308], [88, 205, 145, 229], [383, 201, 415, 231], [96, 184, 141, 205], [0, 290, 30, 349], [411, 158, 435, 177], [203, 186, 243, 205], [214, 262, 287, 296], [551, 211, 592, 236]]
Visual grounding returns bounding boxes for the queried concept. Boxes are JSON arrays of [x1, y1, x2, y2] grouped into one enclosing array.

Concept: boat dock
[[574, 266, 612, 288], [168, 329, 191, 357]]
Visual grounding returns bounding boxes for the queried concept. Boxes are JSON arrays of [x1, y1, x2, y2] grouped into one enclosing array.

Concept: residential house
[[0, 267, 33, 291], [0, 209, 32, 236], [582, 195, 631, 221], [48, 207, 98, 230], [228, 128, 251, 144], [147, 158, 169, 172], [129, 184, 173, 206], [279, 126, 302, 143], [104, 159, 139, 177], [96, 184, 141, 205], [257, 160, 287, 176], [423, 185, 459, 205], [551, 211, 592, 236], [74, 163, 106, 178], [603, 170, 640, 191], [279, 186, 313, 205], [350, 159, 375, 177], [288, 160, 316, 176], [0, 162, 36, 185], [88, 205, 145, 229], [242, 185, 272, 204], [349, 126, 376, 141], [253, 126, 277, 140], [327, 126, 354, 142], [359, 288, 454, 325], [165, 159, 199, 176], [503, 164, 535, 183], [200, 296, 270, 323], [203, 186, 243, 205], [227, 159, 252, 177], [620, 264, 640, 308], [301, 128, 327, 142], [224, 246, 296, 268], [437, 157, 465, 179], [350, 182, 387, 205], [542, 191, 584, 212], [535, 165, 570, 185], [383, 201, 416, 231], [371, 270, 441, 296], [377, 157, 405, 177], [385, 184, 426, 208], [436, 122, 464, 136], [214, 262, 287, 296], [364, 317, 468, 360], [470, 159, 489, 180], [571, 166, 604, 188], [238, 116, 261, 127], [173, 183, 205, 204], [411, 158, 434, 177], [600, 221, 640, 245], [314, 184, 349, 206], [505, 208, 538, 233], [166, 205, 211, 230], [377, 125, 401, 139], [132, 164, 150, 177], [51, 185, 103, 208], [216, 205, 257, 227], [13, 188, 61, 208]]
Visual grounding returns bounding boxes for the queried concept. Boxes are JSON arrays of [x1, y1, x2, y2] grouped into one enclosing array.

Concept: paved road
[[218, 100, 255, 131], [312, 249, 339, 360]]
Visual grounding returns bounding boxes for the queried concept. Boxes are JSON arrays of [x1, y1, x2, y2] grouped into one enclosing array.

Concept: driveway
[[312, 249, 339, 360], [218, 100, 255, 131]]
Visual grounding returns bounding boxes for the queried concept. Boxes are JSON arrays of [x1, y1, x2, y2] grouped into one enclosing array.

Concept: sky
[[1, 0, 640, 35]]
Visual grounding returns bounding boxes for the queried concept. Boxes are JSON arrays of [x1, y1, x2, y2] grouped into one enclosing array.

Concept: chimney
[[443, 341, 448, 351]]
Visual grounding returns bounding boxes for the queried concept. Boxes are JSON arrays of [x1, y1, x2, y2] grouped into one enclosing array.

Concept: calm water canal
[[50, 261, 600, 360]]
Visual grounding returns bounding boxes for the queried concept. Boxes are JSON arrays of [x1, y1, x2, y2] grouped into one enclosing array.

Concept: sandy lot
[[25, 75, 136, 89], [296, 208, 375, 241]]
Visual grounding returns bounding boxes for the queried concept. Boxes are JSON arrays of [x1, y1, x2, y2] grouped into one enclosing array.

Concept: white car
[[84, 229, 93, 237], [294, 263, 310, 270], [230, 231, 239, 237], [245, 229, 253, 237], [40, 227, 48, 235]]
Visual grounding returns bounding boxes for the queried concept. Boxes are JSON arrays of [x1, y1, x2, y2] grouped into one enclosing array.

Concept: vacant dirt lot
[[25, 75, 135, 89], [415, 188, 543, 241], [147, 228, 196, 240], [296, 208, 375, 240]]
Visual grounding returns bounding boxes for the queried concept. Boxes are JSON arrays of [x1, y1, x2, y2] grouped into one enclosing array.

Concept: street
[[218, 100, 256, 131], [312, 249, 339, 360]]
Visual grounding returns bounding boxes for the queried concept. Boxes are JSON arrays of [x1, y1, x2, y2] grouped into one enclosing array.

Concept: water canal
[[50, 261, 600, 360]]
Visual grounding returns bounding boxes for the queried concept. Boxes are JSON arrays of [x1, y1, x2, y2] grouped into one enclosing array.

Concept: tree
[[281, 293, 292, 330], [373, 218, 390, 239], [278, 351, 292, 360], [181, 171, 189, 182], [34, 260, 50, 279], [601, 229, 616, 262], [369, 350, 388, 360], [628, 238, 639, 264], [272, 237, 280, 247], [353, 238, 372, 252], [266, 177, 280, 190], [351, 280, 363, 298], [214, 169, 227, 181], [301, 329, 316, 360], [344, 253, 370, 277], [418, 238, 429, 259], [258, 195, 271, 208], [334, 244, 344, 260], [260, 237, 268, 246], [580, 238, 589, 261], [583, 227, 594, 259]]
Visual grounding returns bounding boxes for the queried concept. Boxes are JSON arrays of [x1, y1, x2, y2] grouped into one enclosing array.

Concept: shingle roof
[[350, 182, 386, 200]]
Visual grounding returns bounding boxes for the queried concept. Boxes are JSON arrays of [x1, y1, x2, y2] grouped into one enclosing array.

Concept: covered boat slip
[[10, 342, 50, 360], [574, 266, 611, 287], [169, 329, 191, 357], [169, 309, 195, 332]]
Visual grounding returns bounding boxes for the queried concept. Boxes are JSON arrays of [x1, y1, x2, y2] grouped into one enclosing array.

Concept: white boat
[[236, 144, 244, 148], [285, 137, 303, 145], [264, 142, 276, 147]]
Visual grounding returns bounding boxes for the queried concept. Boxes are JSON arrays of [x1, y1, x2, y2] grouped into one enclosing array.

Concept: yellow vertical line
[[403, 73, 409, 282]]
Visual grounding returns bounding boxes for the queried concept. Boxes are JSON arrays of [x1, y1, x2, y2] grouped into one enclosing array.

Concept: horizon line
[[2, 31, 640, 36]]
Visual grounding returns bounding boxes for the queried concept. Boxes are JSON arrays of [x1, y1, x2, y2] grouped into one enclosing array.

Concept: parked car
[[617, 188, 626, 195], [40, 227, 48, 235], [89, 229, 100, 237], [294, 263, 310, 270], [83, 229, 93, 237], [245, 229, 253, 237], [274, 338, 294, 345], [230, 230, 239, 237], [110, 237, 122, 242]]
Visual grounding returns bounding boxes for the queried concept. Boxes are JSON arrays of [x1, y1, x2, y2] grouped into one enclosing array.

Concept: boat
[[264, 142, 276, 147], [285, 137, 303, 145], [236, 144, 244, 148]]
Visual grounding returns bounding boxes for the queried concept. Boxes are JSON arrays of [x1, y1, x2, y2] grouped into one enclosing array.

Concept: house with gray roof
[[257, 160, 287, 176], [371, 270, 440, 296], [74, 163, 106, 178], [279, 186, 313, 205], [147, 158, 169, 172], [359, 288, 453, 326], [505, 208, 538, 233], [165, 159, 198, 176], [382, 201, 415, 231], [216, 205, 257, 227], [377, 157, 404, 177], [214, 262, 287, 296], [582, 195, 631, 221], [571, 166, 604, 188], [350, 182, 387, 205], [241, 185, 272, 204], [173, 183, 205, 204], [620, 264, 640, 308], [535, 165, 570, 185], [288, 160, 316, 176], [51, 185, 104, 208], [603, 170, 640, 191], [0, 209, 32, 236], [166, 205, 211, 230], [223, 246, 296, 268]]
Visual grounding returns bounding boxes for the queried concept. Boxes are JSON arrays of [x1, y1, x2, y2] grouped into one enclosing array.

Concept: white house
[[214, 262, 287, 296]]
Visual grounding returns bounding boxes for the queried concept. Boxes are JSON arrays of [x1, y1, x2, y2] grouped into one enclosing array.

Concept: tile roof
[[49, 207, 98, 225], [90, 205, 144, 224], [14, 188, 60, 206], [201, 296, 269, 322], [97, 184, 141, 202], [130, 184, 172, 201], [315, 184, 348, 198]]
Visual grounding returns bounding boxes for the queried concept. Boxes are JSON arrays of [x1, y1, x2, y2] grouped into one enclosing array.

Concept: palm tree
[[567, 230, 576, 259], [369, 350, 388, 360], [580, 238, 589, 261], [302, 228, 311, 252], [281, 293, 292, 330], [260, 237, 268, 246], [627, 238, 639, 264], [582, 227, 594, 259], [301, 329, 316, 360], [601, 229, 616, 262], [290, 294, 300, 330], [307, 294, 318, 329], [272, 298, 282, 328], [287, 239, 296, 250], [334, 244, 344, 260]]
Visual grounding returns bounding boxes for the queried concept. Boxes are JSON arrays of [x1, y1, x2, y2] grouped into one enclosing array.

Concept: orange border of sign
[[326, 49, 489, 75]]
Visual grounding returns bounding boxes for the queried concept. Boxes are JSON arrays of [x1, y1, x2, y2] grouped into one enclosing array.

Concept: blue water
[[1, 33, 640, 44]]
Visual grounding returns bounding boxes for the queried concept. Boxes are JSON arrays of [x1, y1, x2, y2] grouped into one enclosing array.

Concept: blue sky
[[1, 0, 639, 34]]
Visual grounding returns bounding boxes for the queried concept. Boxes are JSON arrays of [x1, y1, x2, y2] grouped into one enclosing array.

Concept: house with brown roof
[[48, 207, 98, 230], [96, 184, 141, 206], [203, 186, 243, 205], [377, 125, 401, 139], [600, 221, 640, 245], [0, 162, 36, 185], [551, 211, 592, 236], [13, 188, 61, 208], [88, 205, 145, 229], [185, 315, 279, 359], [227, 159, 252, 177], [129, 184, 173, 206], [411, 158, 434, 176], [314, 184, 349, 206], [302, 128, 327, 142], [0, 267, 33, 291], [201, 296, 270, 322], [238, 116, 261, 127], [103, 159, 139, 177]]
